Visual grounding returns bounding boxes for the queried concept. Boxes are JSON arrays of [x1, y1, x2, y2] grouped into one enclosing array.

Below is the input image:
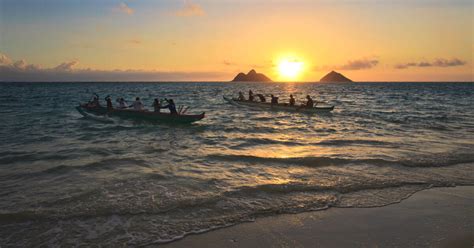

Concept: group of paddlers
[[86, 94, 179, 114], [237, 90, 315, 108]]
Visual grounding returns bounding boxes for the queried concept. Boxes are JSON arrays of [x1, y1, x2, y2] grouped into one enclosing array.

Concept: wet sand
[[163, 186, 473, 248]]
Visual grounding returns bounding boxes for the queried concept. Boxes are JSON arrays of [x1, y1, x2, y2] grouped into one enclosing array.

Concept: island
[[231, 69, 272, 82], [320, 71, 352, 82]]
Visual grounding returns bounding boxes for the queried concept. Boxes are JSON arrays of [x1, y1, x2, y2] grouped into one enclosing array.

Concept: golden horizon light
[[277, 58, 304, 81]]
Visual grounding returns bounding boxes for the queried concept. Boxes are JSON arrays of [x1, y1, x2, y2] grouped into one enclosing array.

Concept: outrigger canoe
[[223, 96, 334, 113], [76, 104, 205, 124]]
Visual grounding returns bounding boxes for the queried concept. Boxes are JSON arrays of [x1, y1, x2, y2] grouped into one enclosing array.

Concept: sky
[[0, 0, 473, 82]]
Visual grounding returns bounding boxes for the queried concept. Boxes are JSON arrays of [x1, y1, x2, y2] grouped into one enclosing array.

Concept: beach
[[164, 186, 473, 248]]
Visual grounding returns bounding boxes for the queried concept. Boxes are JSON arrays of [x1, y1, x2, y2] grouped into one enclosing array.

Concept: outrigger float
[[76, 104, 205, 124], [223, 96, 334, 113]]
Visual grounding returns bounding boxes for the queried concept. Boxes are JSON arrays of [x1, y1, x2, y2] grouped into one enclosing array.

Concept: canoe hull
[[77, 105, 205, 124], [223, 96, 334, 113]]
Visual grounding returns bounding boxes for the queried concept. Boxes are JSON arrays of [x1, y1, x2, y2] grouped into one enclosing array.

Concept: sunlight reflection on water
[[0, 82, 473, 246]]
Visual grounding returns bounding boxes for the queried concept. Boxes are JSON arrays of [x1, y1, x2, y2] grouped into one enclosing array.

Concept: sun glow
[[278, 59, 304, 81]]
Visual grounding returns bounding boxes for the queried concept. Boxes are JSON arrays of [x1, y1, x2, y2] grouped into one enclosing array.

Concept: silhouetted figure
[[305, 95, 314, 108], [289, 94, 295, 106], [257, 94, 266, 102], [248, 90, 254, 101], [152, 98, 161, 112], [270, 94, 278, 104], [130, 97, 144, 111], [238, 91, 245, 101], [117, 98, 127, 109], [162, 98, 177, 115], [105, 95, 113, 111], [88, 93, 100, 107]]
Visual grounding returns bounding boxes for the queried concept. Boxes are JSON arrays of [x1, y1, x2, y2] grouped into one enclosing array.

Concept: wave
[[1, 174, 472, 246], [206, 154, 398, 168], [0, 147, 120, 166], [0, 210, 49, 223], [229, 137, 303, 149], [2, 183, 469, 246], [0, 158, 152, 181], [0, 152, 73, 165], [223, 126, 277, 134], [225, 181, 435, 197], [0, 181, 440, 223], [46, 158, 150, 173], [315, 139, 397, 147], [206, 153, 474, 168], [1, 180, 470, 221], [401, 153, 474, 167]]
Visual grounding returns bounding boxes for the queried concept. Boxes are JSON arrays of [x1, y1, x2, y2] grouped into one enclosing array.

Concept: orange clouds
[[395, 58, 467, 69]]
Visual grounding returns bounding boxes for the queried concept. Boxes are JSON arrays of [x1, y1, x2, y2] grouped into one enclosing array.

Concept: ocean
[[0, 82, 473, 246]]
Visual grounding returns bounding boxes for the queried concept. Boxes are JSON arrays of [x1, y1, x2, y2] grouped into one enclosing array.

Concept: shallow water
[[0, 82, 473, 246]]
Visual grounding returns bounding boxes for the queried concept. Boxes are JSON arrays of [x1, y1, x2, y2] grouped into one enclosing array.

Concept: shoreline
[[162, 186, 474, 248]]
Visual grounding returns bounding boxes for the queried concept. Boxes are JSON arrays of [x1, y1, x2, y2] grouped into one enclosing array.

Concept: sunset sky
[[0, 0, 472, 82]]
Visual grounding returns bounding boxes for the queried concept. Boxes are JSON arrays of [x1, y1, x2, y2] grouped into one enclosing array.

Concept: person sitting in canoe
[[257, 94, 266, 102], [105, 95, 113, 111], [116, 98, 127, 109], [289, 94, 296, 106], [93, 95, 100, 106], [238, 92, 245, 101], [248, 90, 254, 101], [87, 94, 100, 107], [152, 98, 161, 112], [305, 95, 314, 108], [130, 97, 144, 111], [270, 94, 278, 104], [162, 98, 178, 115]]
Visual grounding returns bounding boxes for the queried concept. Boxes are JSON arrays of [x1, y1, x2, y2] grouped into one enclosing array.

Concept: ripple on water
[[0, 82, 473, 246]]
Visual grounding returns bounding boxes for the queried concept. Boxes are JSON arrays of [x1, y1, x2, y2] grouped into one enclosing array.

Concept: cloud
[[0, 53, 227, 82], [316, 58, 379, 71], [394, 62, 416, 69], [0, 54, 76, 73], [54, 61, 79, 71], [114, 2, 134, 15], [13, 60, 28, 70], [174, 0, 205, 17], [0, 53, 13, 65], [433, 58, 466, 67], [0, 54, 42, 72], [337, 58, 379, 70], [395, 58, 467, 69], [418, 62, 432, 67]]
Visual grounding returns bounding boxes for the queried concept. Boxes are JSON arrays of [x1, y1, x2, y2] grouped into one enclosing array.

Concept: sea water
[[0, 82, 473, 246]]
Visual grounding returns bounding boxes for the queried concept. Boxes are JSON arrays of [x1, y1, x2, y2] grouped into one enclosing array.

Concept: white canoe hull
[[223, 96, 334, 113]]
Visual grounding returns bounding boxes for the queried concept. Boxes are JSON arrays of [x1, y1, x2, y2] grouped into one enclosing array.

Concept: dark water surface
[[0, 82, 473, 246]]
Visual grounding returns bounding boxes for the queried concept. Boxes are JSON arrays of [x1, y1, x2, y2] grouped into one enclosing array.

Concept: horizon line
[[1, 81, 473, 83]]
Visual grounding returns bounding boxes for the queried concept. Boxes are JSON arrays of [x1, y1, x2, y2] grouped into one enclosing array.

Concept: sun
[[278, 59, 304, 81]]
